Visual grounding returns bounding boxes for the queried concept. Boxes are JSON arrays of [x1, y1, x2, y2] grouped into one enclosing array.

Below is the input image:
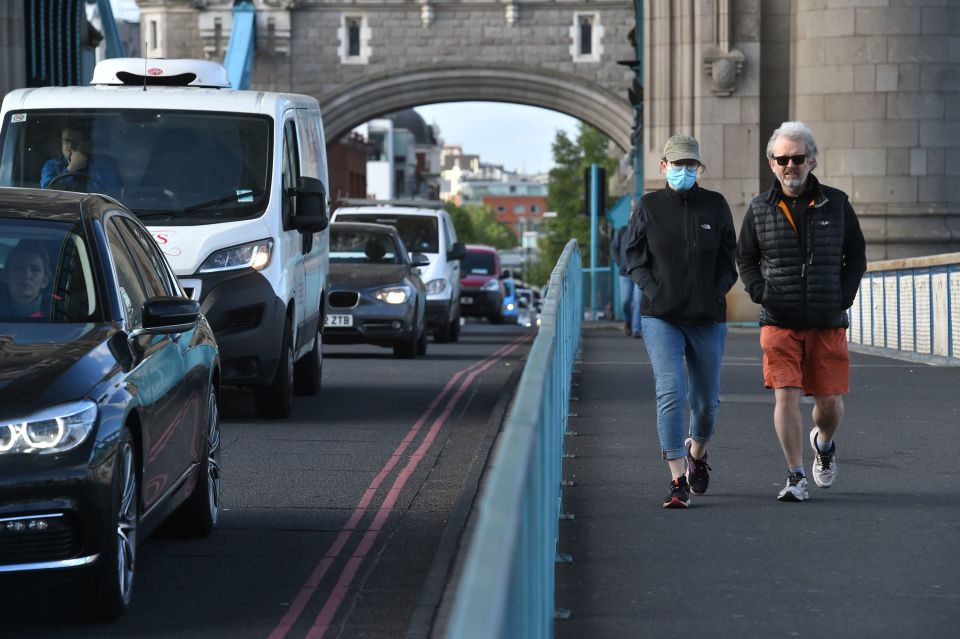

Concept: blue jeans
[[618, 275, 642, 334], [641, 317, 727, 460]]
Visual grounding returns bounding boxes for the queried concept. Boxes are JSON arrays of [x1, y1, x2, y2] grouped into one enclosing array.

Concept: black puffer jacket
[[737, 175, 866, 329], [624, 184, 738, 324]]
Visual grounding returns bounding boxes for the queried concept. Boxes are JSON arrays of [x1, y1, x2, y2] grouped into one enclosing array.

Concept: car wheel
[[416, 326, 428, 356], [393, 331, 418, 359], [449, 313, 461, 342], [255, 319, 294, 418], [85, 428, 138, 621], [294, 327, 322, 396], [489, 311, 503, 324], [171, 387, 221, 537], [434, 319, 451, 343]]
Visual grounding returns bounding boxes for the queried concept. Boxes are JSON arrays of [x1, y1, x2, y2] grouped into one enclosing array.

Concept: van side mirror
[[291, 176, 329, 233], [410, 253, 431, 267], [448, 242, 466, 261]]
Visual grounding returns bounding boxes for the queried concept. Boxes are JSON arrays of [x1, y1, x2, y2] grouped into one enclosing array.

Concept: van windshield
[[0, 110, 271, 224], [334, 213, 438, 253]]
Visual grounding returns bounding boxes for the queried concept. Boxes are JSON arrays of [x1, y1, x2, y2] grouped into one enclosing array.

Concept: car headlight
[[373, 286, 411, 305], [0, 400, 97, 455], [482, 279, 500, 291], [425, 278, 447, 295], [199, 239, 273, 273], [506, 303, 515, 311]]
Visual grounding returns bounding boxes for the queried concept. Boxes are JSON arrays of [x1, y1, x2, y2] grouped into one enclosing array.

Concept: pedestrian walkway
[[554, 324, 960, 638]]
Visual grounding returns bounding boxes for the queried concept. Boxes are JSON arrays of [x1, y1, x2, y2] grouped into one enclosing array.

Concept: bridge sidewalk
[[554, 324, 960, 638]]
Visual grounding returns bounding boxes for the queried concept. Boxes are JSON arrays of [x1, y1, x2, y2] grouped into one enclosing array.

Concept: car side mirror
[[448, 242, 466, 261], [410, 253, 430, 267], [140, 297, 200, 334], [291, 176, 329, 233]]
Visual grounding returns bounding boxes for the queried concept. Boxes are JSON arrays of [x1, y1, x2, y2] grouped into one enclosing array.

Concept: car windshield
[[0, 110, 271, 224], [0, 218, 101, 323], [462, 252, 496, 276], [330, 228, 402, 264], [335, 213, 438, 253]]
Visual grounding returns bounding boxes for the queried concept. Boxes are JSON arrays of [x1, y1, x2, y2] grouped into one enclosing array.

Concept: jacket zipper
[[682, 197, 690, 302]]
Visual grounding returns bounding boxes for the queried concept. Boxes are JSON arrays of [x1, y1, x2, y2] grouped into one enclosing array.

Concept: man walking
[[611, 224, 641, 337], [737, 121, 866, 502]]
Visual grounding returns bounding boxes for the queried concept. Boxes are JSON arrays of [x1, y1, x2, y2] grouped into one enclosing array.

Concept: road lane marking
[[269, 332, 533, 639]]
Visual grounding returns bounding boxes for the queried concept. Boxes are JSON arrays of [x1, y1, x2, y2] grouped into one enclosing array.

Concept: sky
[[415, 103, 581, 175]]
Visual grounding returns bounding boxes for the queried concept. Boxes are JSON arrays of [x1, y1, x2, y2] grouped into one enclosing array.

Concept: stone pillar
[[137, 0, 204, 60], [793, 2, 960, 260], [644, 0, 762, 321]]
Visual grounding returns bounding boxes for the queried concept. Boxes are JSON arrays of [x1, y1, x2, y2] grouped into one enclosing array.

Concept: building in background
[[356, 109, 441, 200], [460, 175, 548, 241], [328, 132, 371, 202], [439, 145, 480, 204]]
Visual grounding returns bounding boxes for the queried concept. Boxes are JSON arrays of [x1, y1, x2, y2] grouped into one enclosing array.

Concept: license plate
[[324, 314, 353, 327], [460, 296, 474, 305]]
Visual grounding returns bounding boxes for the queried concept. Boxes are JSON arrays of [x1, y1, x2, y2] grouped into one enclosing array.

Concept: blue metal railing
[[848, 252, 960, 365], [225, 0, 256, 90], [446, 240, 582, 638]]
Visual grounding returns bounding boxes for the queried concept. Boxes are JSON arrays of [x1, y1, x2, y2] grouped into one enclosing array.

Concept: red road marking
[[269, 333, 532, 639]]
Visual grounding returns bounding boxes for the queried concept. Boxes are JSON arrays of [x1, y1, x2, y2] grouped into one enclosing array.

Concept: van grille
[[328, 291, 359, 308]]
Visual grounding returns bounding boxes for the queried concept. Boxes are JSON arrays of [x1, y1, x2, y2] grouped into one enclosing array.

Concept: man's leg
[[631, 283, 643, 336], [774, 387, 804, 468], [619, 276, 634, 335], [812, 394, 844, 443]]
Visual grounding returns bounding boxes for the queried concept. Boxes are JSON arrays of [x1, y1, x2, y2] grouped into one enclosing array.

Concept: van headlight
[[0, 401, 97, 455], [199, 239, 273, 273], [482, 279, 500, 291], [425, 279, 447, 295], [373, 286, 411, 305]]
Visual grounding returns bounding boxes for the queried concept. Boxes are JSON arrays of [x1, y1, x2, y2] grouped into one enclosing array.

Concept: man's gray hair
[[766, 121, 818, 159]]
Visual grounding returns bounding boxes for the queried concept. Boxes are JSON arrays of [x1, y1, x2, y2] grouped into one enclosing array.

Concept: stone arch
[[319, 63, 633, 153]]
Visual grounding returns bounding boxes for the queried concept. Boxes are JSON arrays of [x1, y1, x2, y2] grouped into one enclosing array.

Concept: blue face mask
[[666, 165, 698, 191]]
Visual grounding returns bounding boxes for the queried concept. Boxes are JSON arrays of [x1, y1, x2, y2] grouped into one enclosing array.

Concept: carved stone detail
[[703, 45, 744, 97], [504, 2, 518, 27], [419, 0, 434, 29]]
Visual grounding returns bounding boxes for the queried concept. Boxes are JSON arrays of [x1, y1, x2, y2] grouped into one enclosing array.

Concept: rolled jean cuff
[[662, 447, 687, 461]]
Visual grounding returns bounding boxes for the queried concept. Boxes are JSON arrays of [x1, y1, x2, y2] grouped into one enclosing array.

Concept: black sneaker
[[624, 320, 632, 336], [684, 438, 711, 495], [663, 475, 691, 508]]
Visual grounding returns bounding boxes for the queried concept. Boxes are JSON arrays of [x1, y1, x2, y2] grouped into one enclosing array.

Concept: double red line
[[269, 332, 533, 639]]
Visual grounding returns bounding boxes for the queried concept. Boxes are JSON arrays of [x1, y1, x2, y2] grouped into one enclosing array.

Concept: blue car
[[0, 188, 221, 620], [501, 277, 519, 323]]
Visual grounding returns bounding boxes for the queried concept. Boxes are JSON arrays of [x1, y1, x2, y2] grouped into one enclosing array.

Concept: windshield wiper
[[182, 189, 265, 214]]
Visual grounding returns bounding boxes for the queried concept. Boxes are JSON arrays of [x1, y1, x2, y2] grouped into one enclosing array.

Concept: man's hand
[[67, 149, 89, 173]]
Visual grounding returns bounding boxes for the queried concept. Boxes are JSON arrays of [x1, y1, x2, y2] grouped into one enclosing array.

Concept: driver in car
[[40, 124, 121, 193]]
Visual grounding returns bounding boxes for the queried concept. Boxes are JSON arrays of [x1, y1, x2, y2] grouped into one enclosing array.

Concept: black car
[[0, 188, 221, 620], [323, 222, 429, 358]]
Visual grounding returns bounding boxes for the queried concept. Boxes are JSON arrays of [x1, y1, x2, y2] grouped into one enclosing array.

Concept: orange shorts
[[759, 326, 849, 396]]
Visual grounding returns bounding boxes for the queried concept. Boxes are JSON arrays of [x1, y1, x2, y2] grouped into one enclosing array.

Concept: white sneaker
[[777, 472, 809, 502], [809, 429, 838, 488]]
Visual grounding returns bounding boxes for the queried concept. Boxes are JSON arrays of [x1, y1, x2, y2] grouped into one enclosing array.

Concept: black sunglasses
[[773, 155, 806, 166]]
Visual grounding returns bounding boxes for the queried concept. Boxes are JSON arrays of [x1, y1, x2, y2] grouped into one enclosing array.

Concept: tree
[[529, 124, 619, 285], [446, 202, 517, 249]]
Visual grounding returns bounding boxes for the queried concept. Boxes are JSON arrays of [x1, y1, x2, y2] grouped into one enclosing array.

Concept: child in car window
[[1, 242, 53, 318]]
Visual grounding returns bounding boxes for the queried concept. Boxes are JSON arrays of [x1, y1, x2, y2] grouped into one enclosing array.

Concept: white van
[[0, 58, 330, 418], [331, 201, 465, 342]]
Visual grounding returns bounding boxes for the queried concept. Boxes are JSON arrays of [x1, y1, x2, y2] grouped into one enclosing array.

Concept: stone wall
[[793, 0, 960, 260]]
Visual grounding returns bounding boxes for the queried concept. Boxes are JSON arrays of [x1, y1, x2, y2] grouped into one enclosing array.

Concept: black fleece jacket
[[624, 184, 738, 324]]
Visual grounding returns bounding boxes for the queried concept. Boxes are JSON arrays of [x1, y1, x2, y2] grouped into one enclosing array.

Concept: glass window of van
[[0, 110, 272, 224], [334, 214, 438, 254]]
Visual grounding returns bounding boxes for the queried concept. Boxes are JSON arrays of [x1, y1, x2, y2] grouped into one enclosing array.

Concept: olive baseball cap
[[663, 134, 700, 163]]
